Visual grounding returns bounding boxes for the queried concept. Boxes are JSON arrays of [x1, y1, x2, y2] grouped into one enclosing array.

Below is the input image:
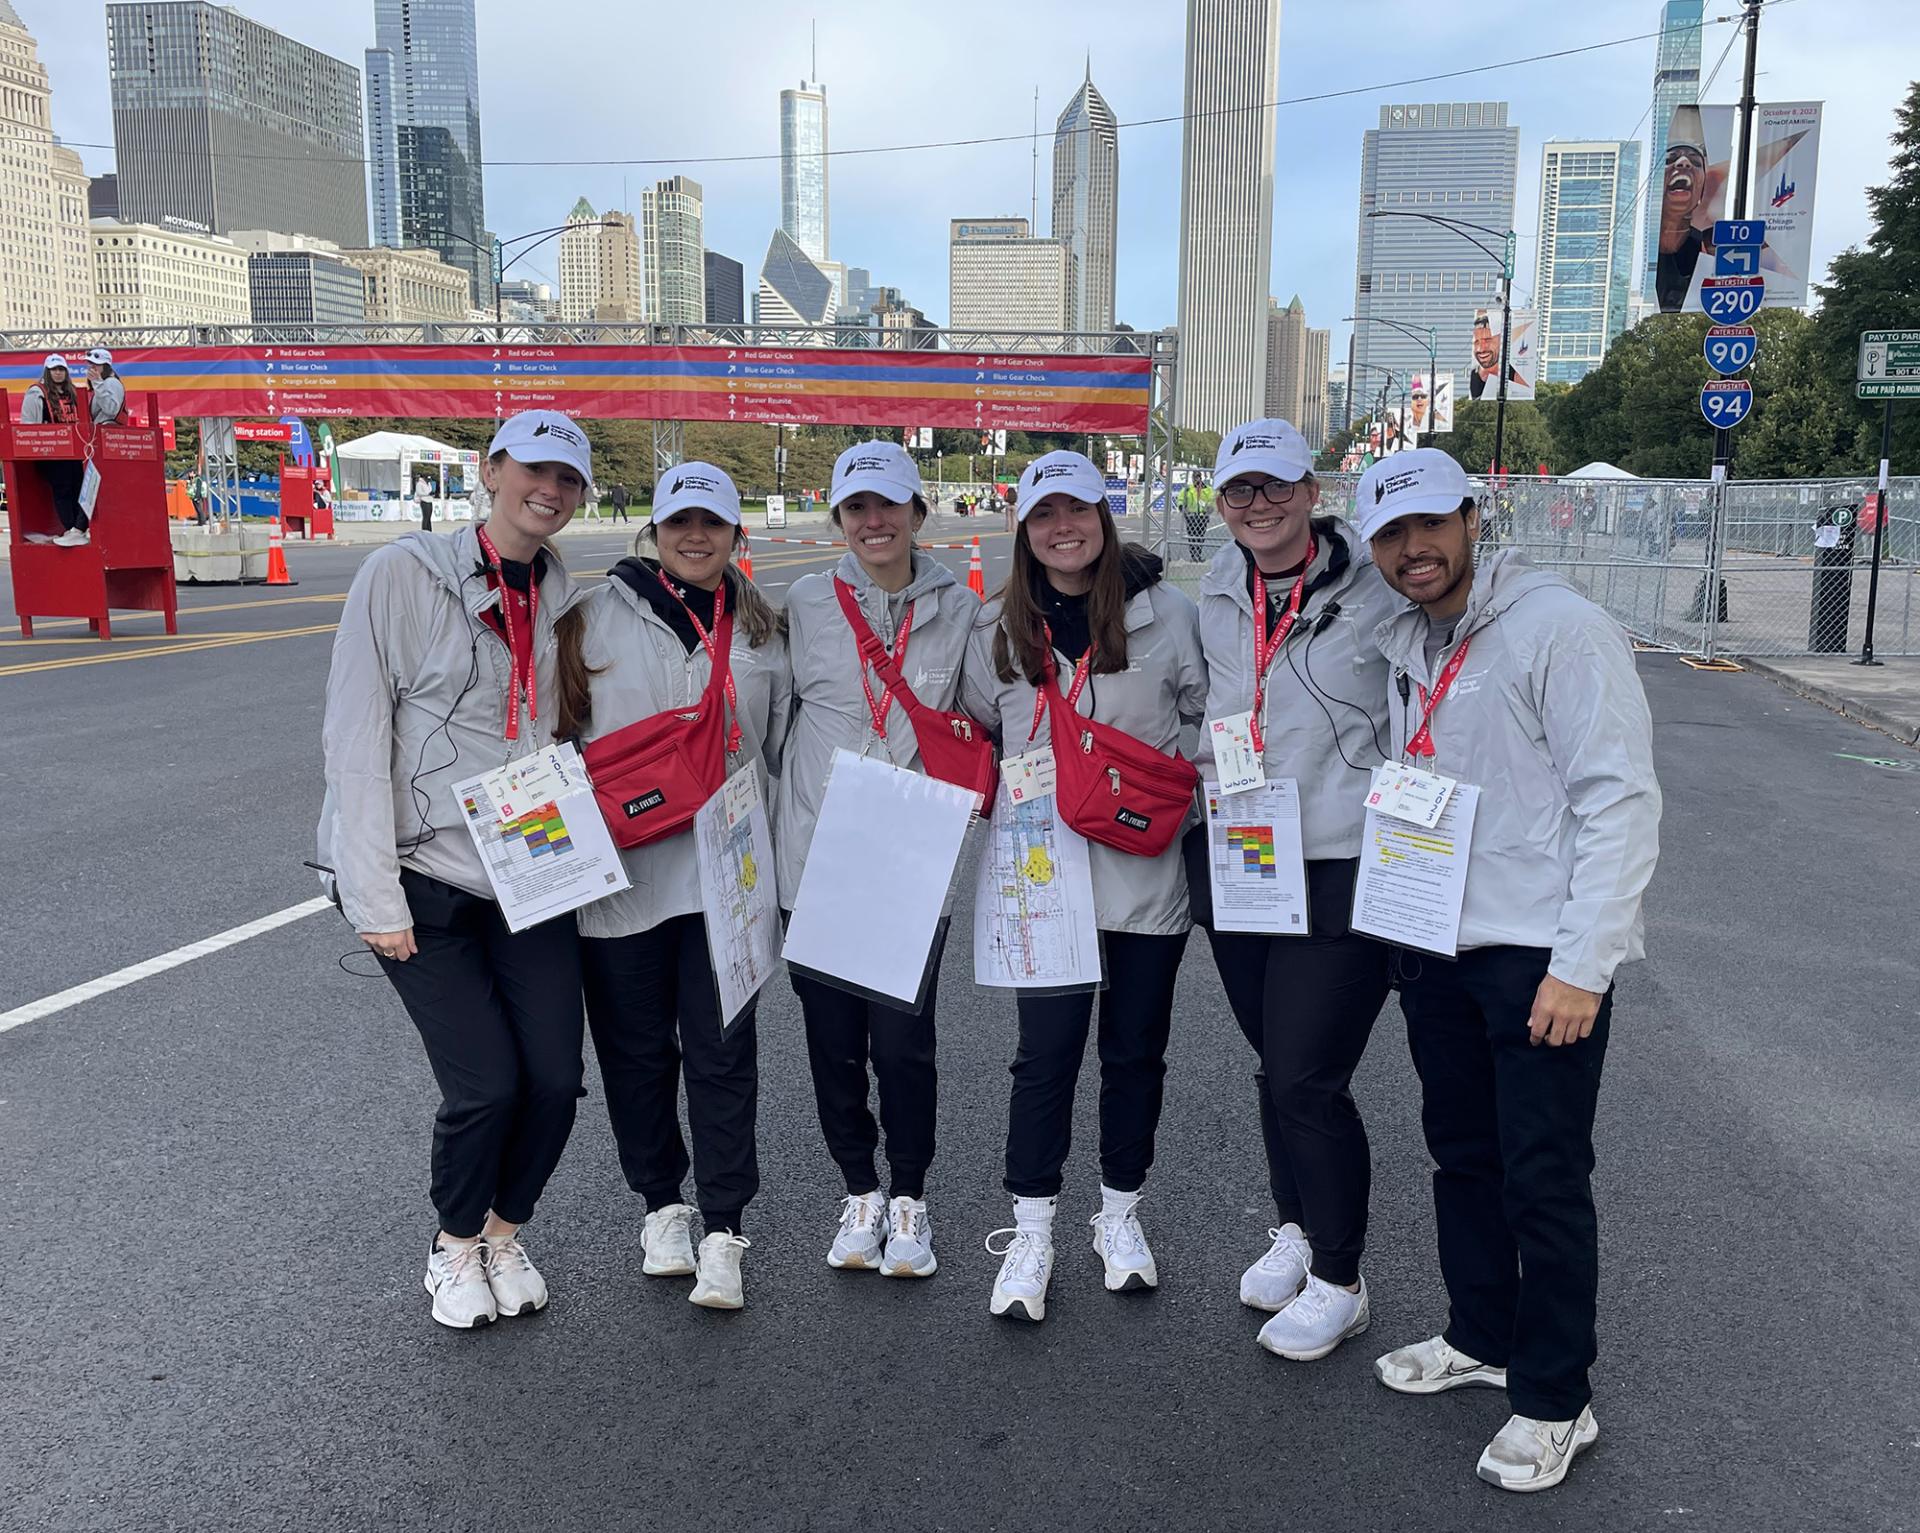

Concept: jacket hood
[[390, 522, 582, 616], [1374, 547, 1572, 673], [1200, 514, 1363, 610]]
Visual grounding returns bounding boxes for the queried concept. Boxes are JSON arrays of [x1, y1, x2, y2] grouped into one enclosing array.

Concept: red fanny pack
[[1042, 650, 1198, 858], [833, 578, 996, 812], [582, 610, 736, 849]]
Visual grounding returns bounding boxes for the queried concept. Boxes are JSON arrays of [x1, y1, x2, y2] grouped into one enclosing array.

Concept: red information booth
[[280, 462, 334, 540], [2, 392, 177, 639]]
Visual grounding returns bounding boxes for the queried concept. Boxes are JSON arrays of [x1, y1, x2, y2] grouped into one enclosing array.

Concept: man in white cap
[[1356, 448, 1661, 1493]]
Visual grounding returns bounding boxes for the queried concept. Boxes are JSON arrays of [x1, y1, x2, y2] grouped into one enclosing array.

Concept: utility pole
[[1492, 229, 1516, 479]]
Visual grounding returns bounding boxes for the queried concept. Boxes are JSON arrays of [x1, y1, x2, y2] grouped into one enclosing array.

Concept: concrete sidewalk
[[1742, 654, 1920, 746]]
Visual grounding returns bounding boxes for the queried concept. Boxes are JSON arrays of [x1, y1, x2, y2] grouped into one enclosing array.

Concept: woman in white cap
[[776, 439, 982, 1279], [1186, 417, 1400, 1362], [19, 355, 90, 545], [85, 347, 126, 426], [558, 463, 790, 1312], [959, 450, 1207, 1323], [317, 408, 595, 1330]]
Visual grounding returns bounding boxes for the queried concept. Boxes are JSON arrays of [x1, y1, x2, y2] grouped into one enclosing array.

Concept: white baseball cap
[[652, 461, 742, 526], [1213, 419, 1312, 489], [43, 353, 68, 370], [1354, 448, 1475, 541], [488, 409, 593, 485], [831, 439, 923, 508], [1015, 450, 1106, 520], [86, 347, 113, 367]]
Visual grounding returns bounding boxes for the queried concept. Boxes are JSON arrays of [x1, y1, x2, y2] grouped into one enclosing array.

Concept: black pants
[[792, 922, 946, 1200], [1004, 930, 1187, 1198], [378, 870, 586, 1239], [1185, 831, 1391, 1286], [582, 913, 759, 1234], [1399, 945, 1612, 1421], [39, 460, 87, 531], [418, 500, 433, 532]]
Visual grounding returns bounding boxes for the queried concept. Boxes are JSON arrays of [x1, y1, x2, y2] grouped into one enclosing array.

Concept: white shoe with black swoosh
[[1476, 1406, 1599, 1492], [1373, 1334, 1508, 1394]]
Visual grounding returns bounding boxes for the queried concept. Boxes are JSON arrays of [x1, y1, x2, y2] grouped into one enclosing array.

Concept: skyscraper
[[1537, 140, 1642, 382], [1640, 1, 1704, 303], [1351, 102, 1519, 394], [640, 176, 705, 325], [1174, 0, 1282, 435], [366, 0, 489, 305], [106, 2, 367, 246], [1053, 64, 1118, 334], [704, 251, 744, 325], [756, 228, 835, 331], [0, 0, 95, 332], [557, 198, 642, 323], [948, 218, 1071, 339], [780, 79, 829, 264]]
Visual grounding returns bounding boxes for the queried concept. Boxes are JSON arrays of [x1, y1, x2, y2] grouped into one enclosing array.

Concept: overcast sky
[[22, 0, 1911, 351]]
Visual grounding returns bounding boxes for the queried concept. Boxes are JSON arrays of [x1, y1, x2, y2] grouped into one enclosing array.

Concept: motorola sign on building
[[91, 218, 250, 327]]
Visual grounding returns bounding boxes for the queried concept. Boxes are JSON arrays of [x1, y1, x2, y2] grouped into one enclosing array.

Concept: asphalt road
[[2, 528, 1917, 1533]]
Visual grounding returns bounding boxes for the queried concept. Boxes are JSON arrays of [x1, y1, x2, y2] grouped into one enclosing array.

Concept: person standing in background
[[609, 482, 632, 523], [416, 470, 436, 533]]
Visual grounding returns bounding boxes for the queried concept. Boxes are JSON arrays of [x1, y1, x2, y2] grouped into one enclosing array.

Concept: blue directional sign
[[1700, 275, 1765, 323], [1713, 218, 1767, 277], [1700, 379, 1754, 429], [1704, 324, 1758, 375]]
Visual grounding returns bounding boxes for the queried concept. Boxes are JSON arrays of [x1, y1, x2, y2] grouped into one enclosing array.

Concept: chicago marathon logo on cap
[[1230, 432, 1280, 455], [531, 420, 584, 447], [1034, 461, 1080, 481], [669, 472, 721, 495], [1375, 467, 1424, 503], [846, 453, 894, 474]]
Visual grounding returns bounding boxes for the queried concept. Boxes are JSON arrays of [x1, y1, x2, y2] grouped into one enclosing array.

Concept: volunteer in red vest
[[1187, 418, 1402, 1361], [18, 354, 90, 545], [317, 409, 594, 1330], [560, 463, 790, 1312], [776, 440, 981, 1279], [959, 451, 1207, 1323], [1358, 449, 1661, 1493]]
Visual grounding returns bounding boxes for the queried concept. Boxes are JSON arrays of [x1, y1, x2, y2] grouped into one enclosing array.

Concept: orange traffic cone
[[265, 516, 295, 586], [966, 536, 985, 599], [738, 540, 755, 581]]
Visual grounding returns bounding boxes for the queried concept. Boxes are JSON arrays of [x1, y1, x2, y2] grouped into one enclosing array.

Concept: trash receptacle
[[1808, 502, 1859, 652]]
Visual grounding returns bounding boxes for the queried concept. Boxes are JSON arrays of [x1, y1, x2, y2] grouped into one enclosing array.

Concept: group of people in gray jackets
[[319, 407, 1660, 1495]]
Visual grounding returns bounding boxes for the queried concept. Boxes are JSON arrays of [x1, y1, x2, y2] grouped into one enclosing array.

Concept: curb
[[1738, 656, 1920, 748]]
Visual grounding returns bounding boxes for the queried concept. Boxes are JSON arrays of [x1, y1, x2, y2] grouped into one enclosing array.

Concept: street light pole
[[1346, 315, 1439, 445]]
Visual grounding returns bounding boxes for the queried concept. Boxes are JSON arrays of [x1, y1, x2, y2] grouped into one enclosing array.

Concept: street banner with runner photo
[[1654, 101, 1822, 313], [1409, 372, 1455, 434], [1467, 308, 1535, 403]]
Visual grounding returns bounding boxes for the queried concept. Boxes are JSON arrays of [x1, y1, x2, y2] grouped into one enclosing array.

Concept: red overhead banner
[[2, 344, 1153, 434]]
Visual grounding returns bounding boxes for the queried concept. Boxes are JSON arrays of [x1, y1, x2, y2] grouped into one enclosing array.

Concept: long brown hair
[[36, 364, 79, 421], [991, 500, 1134, 684]]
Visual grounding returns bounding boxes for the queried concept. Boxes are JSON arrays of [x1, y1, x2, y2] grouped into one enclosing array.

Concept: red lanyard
[[1248, 539, 1315, 755], [1406, 634, 1472, 759], [662, 577, 742, 753], [853, 602, 916, 739], [477, 525, 537, 743], [1029, 630, 1094, 743]]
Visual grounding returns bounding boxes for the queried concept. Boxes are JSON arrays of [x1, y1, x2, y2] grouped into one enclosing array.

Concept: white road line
[[0, 897, 336, 1037]]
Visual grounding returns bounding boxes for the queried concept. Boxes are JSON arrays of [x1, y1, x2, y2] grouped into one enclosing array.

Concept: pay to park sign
[[1857, 331, 1920, 400]]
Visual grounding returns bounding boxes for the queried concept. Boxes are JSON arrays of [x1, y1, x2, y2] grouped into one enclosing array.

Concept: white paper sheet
[[696, 766, 782, 1029], [782, 750, 976, 1005], [972, 788, 1102, 988], [1350, 784, 1480, 957], [451, 774, 631, 933], [1203, 779, 1310, 935]]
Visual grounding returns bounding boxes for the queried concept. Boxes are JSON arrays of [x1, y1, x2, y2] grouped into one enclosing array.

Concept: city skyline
[[11, 1, 1907, 378]]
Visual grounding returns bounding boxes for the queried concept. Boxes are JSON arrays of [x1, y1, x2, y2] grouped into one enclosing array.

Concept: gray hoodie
[[1196, 516, 1399, 861], [573, 568, 792, 940], [317, 525, 588, 933], [959, 562, 1208, 936], [774, 549, 980, 909], [1372, 547, 1662, 992]]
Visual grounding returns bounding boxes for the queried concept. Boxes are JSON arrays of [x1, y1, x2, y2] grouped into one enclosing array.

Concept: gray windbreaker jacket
[[774, 550, 980, 909], [1372, 548, 1662, 992], [317, 525, 589, 933], [1197, 516, 1399, 862], [959, 565, 1208, 936], [90, 377, 126, 424], [573, 567, 792, 940]]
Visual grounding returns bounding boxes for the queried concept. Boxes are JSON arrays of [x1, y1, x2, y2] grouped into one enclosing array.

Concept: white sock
[[1100, 1184, 1141, 1219], [1012, 1195, 1056, 1238]]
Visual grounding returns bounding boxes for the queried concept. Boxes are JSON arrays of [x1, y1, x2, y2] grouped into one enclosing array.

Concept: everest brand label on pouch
[[695, 765, 781, 1030], [1208, 711, 1264, 796], [999, 747, 1057, 805], [1350, 784, 1480, 958], [452, 768, 631, 933], [1364, 761, 1457, 830], [1203, 780, 1309, 935]]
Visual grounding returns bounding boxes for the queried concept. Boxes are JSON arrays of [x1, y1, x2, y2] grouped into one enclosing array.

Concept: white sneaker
[[880, 1196, 937, 1278], [986, 1228, 1054, 1322], [1476, 1406, 1599, 1493], [641, 1203, 697, 1277], [826, 1191, 886, 1271], [53, 528, 90, 547], [423, 1238, 496, 1329], [1373, 1334, 1509, 1395], [1241, 1223, 1311, 1312], [1088, 1196, 1157, 1292], [24, 533, 54, 545], [1257, 1273, 1369, 1360], [689, 1231, 750, 1310], [484, 1232, 549, 1317]]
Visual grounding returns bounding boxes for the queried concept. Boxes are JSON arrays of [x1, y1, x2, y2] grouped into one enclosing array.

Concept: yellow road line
[[0, 623, 339, 678], [24, 591, 346, 632], [0, 630, 300, 647]]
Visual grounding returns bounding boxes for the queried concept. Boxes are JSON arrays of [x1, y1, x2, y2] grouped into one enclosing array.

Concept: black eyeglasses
[[1220, 479, 1304, 510]]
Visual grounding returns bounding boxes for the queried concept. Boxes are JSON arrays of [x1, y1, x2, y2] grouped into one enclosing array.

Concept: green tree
[[1735, 309, 1867, 477], [1553, 313, 1715, 475], [1440, 400, 1557, 476]]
